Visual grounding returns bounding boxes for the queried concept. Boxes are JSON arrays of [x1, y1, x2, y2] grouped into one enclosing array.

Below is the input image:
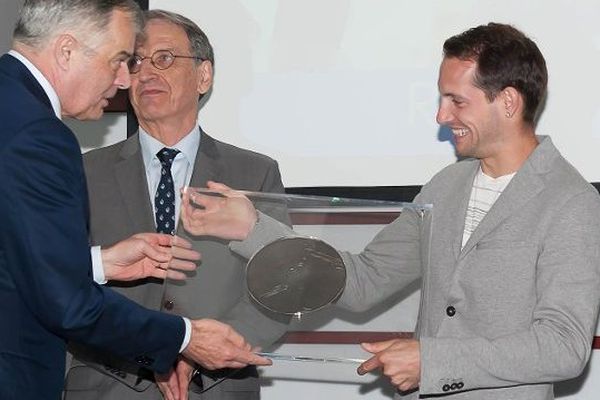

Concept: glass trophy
[[163, 188, 432, 365]]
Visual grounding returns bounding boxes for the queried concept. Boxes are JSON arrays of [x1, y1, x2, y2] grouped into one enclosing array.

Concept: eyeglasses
[[128, 49, 203, 74]]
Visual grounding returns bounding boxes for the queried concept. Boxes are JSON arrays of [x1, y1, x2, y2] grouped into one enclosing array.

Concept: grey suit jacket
[[65, 130, 289, 400], [231, 136, 600, 399]]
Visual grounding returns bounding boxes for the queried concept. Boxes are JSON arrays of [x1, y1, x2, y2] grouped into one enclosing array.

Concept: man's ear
[[196, 60, 213, 95], [54, 34, 77, 71], [501, 86, 523, 119]]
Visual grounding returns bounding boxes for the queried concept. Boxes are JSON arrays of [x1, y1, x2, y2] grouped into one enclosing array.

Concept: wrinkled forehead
[[135, 18, 191, 53]]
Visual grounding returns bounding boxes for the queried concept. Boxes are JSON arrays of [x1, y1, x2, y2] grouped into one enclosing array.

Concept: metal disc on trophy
[[246, 236, 346, 318], [168, 187, 432, 365]]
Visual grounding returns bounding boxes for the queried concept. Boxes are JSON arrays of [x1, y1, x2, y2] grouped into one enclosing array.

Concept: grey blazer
[[232, 136, 600, 399], [65, 130, 289, 400]]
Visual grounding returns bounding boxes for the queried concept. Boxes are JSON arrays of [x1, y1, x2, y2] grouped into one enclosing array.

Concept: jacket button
[[134, 355, 154, 366], [164, 300, 174, 310], [446, 306, 456, 317], [442, 384, 450, 392], [135, 355, 147, 364]]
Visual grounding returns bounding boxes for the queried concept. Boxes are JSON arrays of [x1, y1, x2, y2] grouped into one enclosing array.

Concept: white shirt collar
[[139, 124, 201, 171], [8, 50, 62, 119]]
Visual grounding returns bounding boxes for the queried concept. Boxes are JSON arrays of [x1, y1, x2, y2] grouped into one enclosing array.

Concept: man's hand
[[180, 181, 257, 240], [102, 233, 200, 281], [358, 338, 421, 392], [155, 356, 195, 400], [183, 319, 271, 370]]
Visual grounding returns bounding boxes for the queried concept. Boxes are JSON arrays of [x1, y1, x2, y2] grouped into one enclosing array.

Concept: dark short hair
[[443, 23, 547, 124], [144, 9, 214, 66]]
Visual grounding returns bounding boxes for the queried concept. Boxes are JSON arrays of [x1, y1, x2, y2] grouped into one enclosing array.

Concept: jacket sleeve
[[335, 206, 424, 312], [230, 170, 425, 315], [0, 120, 183, 374]]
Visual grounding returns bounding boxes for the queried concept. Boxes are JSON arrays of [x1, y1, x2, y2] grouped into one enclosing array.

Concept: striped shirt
[[462, 168, 515, 248]]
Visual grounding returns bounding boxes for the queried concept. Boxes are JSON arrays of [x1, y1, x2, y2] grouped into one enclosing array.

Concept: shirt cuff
[[91, 246, 106, 284], [180, 317, 192, 352]]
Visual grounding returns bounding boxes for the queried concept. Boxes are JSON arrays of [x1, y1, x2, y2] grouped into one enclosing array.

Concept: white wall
[[149, 0, 600, 187]]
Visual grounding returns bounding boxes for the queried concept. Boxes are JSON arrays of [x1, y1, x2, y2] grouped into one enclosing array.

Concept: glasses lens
[[152, 50, 175, 70]]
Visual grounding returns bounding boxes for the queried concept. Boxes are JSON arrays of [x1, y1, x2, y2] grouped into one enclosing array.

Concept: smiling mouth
[[453, 128, 469, 137]]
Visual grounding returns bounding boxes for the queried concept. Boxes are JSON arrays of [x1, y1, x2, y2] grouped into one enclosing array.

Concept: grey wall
[[0, 0, 23, 53]]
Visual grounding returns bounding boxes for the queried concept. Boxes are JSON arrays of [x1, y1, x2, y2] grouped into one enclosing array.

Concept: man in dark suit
[[65, 9, 289, 400], [0, 2, 268, 399]]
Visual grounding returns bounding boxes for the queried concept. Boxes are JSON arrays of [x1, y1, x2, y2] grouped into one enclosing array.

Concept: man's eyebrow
[[116, 50, 133, 59], [439, 92, 456, 98]]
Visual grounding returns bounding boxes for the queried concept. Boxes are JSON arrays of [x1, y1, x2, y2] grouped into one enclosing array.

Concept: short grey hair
[[13, 0, 143, 49], [144, 9, 215, 66]]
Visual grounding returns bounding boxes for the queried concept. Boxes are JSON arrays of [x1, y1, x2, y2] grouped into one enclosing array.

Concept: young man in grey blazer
[[180, 23, 600, 399], [64, 9, 288, 400]]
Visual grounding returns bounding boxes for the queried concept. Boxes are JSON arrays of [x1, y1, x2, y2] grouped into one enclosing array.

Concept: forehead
[[96, 9, 137, 56], [137, 19, 191, 52], [438, 57, 478, 92]]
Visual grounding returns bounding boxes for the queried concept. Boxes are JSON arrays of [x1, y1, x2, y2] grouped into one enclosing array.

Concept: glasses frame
[[128, 49, 204, 74]]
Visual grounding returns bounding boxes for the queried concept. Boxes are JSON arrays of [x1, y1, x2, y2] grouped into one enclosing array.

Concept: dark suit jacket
[[0, 54, 184, 400], [66, 131, 289, 399]]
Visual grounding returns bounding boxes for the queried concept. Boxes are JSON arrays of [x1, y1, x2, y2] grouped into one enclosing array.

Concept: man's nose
[[115, 61, 131, 89], [436, 103, 452, 125]]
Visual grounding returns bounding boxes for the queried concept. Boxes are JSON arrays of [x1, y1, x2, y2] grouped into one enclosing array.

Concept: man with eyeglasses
[[65, 9, 289, 400], [0, 1, 272, 400]]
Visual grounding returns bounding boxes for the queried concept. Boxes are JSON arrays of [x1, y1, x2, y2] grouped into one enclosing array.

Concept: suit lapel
[[115, 135, 156, 233], [459, 138, 553, 256], [460, 172, 543, 257], [176, 130, 224, 237], [450, 165, 479, 260], [188, 130, 223, 188], [427, 162, 478, 313]]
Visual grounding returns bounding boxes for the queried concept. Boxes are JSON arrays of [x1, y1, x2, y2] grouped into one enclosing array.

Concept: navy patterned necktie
[[155, 147, 180, 234]]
